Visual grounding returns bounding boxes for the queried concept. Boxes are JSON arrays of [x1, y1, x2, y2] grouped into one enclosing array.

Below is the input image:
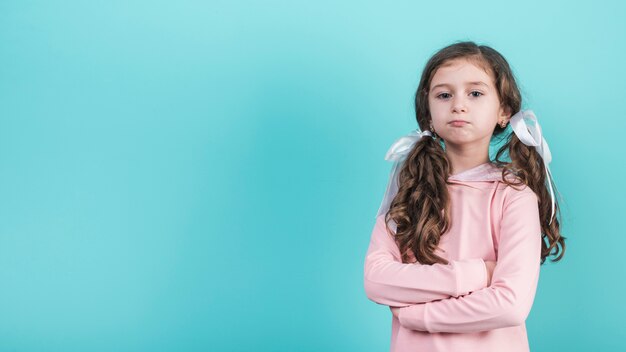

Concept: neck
[[444, 142, 490, 175]]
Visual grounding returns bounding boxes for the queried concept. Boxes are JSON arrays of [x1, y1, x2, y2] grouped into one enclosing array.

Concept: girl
[[363, 41, 566, 352]]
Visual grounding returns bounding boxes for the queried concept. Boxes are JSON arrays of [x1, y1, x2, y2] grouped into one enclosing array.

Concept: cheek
[[427, 100, 444, 117], [477, 115, 500, 131]]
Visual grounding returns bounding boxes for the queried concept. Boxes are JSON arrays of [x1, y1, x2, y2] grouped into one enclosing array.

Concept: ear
[[498, 105, 512, 123]]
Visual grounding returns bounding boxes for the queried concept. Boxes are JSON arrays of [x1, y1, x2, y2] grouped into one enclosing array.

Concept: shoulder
[[501, 183, 539, 214], [375, 214, 398, 233]]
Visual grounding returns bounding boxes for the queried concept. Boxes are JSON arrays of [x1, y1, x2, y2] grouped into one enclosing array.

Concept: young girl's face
[[427, 58, 509, 149]]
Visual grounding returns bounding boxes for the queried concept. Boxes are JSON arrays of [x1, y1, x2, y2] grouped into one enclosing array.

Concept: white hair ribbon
[[375, 129, 433, 218], [509, 109, 556, 225]]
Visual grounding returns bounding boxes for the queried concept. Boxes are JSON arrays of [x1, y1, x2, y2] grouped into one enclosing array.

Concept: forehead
[[430, 59, 494, 88]]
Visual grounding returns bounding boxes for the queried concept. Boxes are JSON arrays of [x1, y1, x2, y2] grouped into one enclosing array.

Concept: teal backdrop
[[1, 0, 624, 351]]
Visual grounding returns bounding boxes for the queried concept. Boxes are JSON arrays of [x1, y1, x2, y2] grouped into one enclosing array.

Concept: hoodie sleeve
[[396, 187, 542, 333], [364, 214, 489, 306]]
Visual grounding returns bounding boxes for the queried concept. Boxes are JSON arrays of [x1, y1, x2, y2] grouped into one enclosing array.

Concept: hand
[[484, 260, 496, 286], [390, 306, 400, 318]]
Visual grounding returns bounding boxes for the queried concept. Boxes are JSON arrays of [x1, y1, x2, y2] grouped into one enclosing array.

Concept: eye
[[435, 91, 484, 100]]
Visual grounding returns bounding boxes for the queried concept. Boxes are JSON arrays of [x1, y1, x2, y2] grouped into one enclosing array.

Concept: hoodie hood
[[448, 162, 507, 183]]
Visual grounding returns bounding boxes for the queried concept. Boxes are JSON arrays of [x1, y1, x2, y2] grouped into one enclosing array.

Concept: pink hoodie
[[364, 162, 542, 352]]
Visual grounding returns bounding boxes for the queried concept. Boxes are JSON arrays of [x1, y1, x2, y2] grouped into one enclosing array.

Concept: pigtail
[[385, 135, 452, 265], [495, 133, 567, 264]]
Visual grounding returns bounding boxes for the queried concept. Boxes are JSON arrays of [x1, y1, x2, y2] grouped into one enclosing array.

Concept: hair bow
[[509, 109, 556, 225]]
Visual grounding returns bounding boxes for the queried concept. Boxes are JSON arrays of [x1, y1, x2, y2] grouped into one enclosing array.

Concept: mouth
[[448, 120, 469, 126]]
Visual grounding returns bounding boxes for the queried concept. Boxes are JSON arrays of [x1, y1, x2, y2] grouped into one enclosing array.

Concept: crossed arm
[[363, 214, 492, 306], [364, 188, 542, 333]]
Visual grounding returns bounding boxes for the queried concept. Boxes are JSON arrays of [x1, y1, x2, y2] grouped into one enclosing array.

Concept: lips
[[449, 120, 469, 127]]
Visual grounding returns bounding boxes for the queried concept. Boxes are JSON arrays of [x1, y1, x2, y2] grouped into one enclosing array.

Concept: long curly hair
[[385, 41, 566, 265]]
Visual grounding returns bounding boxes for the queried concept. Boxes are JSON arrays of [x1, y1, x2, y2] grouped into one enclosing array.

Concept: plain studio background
[[1, 1, 624, 351]]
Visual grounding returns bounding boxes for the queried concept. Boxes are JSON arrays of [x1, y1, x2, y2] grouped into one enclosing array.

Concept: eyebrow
[[430, 81, 489, 91]]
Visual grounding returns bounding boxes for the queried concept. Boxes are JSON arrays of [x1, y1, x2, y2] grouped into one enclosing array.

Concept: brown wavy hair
[[385, 41, 566, 265]]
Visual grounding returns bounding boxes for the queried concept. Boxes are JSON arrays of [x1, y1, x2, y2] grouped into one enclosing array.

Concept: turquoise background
[[1, 0, 624, 351]]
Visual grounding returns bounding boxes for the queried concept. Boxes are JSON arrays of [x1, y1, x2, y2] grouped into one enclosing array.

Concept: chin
[[441, 135, 480, 146]]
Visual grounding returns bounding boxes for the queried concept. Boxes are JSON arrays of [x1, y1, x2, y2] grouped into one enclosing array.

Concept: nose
[[452, 96, 467, 113]]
